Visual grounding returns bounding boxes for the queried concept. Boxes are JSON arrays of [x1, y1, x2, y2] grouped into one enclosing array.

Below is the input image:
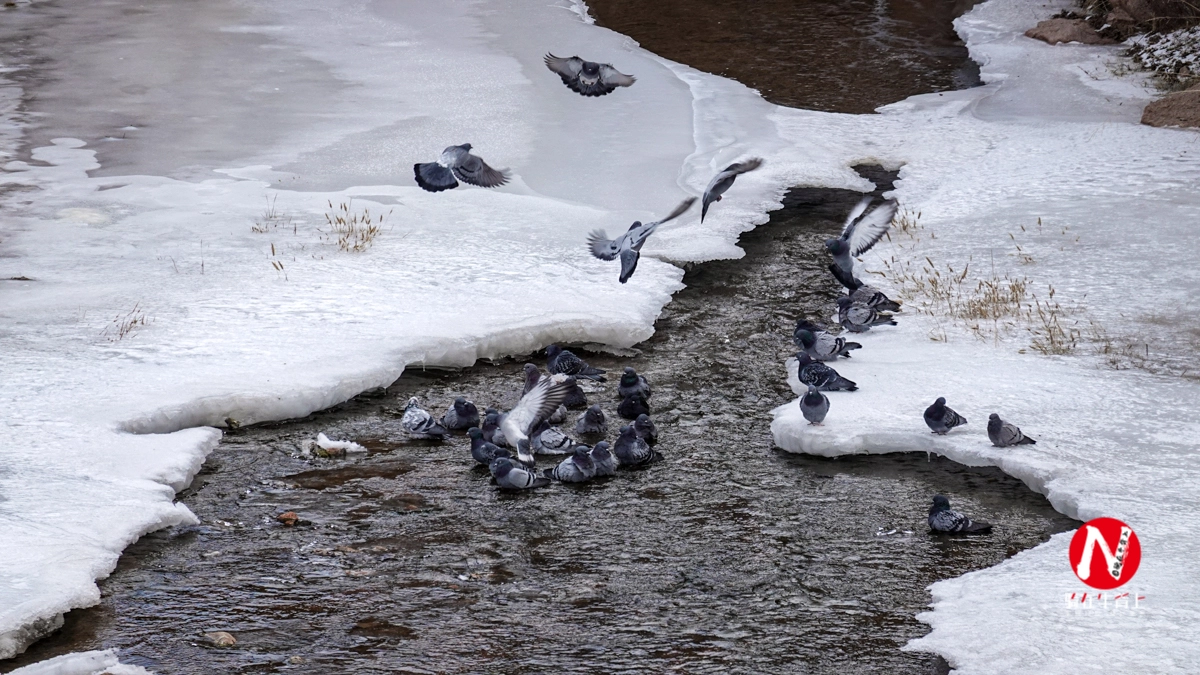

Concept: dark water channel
[[4, 170, 1077, 674]]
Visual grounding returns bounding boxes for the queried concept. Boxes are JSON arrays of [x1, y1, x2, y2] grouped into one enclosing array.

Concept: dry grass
[[252, 195, 296, 234], [102, 303, 150, 342], [321, 200, 394, 252]]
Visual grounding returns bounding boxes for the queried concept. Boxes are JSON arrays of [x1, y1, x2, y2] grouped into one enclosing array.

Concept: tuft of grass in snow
[[320, 200, 394, 253], [252, 195, 297, 234], [102, 303, 151, 342]]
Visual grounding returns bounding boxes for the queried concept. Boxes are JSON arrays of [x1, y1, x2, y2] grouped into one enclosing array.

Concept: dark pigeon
[[924, 397, 968, 435], [490, 456, 550, 490], [468, 427, 505, 465], [800, 385, 830, 425], [546, 446, 597, 483], [587, 198, 696, 284], [546, 344, 607, 382], [617, 392, 650, 420], [796, 353, 857, 392], [544, 54, 635, 97], [633, 413, 658, 446], [414, 143, 510, 192], [617, 366, 652, 400], [988, 413, 1036, 447], [441, 397, 480, 431], [614, 424, 657, 467], [701, 157, 764, 222], [574, 404, 608, 436], [481, 409, 501, 444], [928, 495, 992, 534], [590, 441, 618, 477], [522, 363, 541, 395]]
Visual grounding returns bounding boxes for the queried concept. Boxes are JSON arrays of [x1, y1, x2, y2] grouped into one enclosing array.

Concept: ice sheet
[[10, 649, 154, 675]]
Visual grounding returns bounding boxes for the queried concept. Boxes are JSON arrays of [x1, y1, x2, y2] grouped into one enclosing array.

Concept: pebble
[[204, 631, 237, 648], [276, 511, 299, 526]]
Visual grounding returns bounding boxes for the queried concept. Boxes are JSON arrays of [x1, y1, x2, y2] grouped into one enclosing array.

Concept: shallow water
[[3, 171, 1078, 673]]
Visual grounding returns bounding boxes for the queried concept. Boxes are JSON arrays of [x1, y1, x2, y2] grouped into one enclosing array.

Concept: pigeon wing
[[599, 64, 636, 88], [630, 197, 697, 250], [587, 230, 621, 261], [618, 247, 640, 284], [845, 199, 898, 257], [453, 154, 511, 188], [544, 53, 583, 80], [724, 157, 764, 176], [414, 162, 458, 192], [502, 373, 576, 442]]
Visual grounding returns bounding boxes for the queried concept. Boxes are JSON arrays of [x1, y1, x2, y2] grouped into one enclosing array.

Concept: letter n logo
[[1069, 517, 1141, 590]]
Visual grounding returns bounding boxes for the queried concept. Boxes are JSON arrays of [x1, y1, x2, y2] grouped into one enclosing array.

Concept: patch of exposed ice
[[9, 649, 154, 675]]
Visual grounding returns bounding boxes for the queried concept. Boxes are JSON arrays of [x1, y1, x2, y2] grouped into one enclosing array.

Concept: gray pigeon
[[482, 409, 502, 444], [614, 424, 656, 467], [800, 385, 830, 425], [522, 363, 542, 395], [546, 446, 597, 483], [441, 397, 480, 431], [701, 157, 764, 222], [590, 441, 618, 477], [401, 397, 449, 439], [825, 197, 899, 290], [544, 53, 635, 97], [795, 353, 858, 392], [633, 413, 658, 446], [519, 365, 567, 422], [500, 372, 578, 465], [617, 366, 652, 400], [563, 381, 589, 409], [546, 403, 569, 425], [928, 495, 992, 534], [546, 344, 607, 382], [617, 392, 650, 420], [532, 420, 574, 455], [587, 198, 696, 283], [987, 413, 1036, 447], [414, 143, 510, 192], [793, 319, 861, 361], [574, 404, 608, 436], [924, 397, 967, 435], [837, 296, 896, 333], [468, 427, 505, 465], [490, 456, 550, 490], [849, 284, 901, 313]]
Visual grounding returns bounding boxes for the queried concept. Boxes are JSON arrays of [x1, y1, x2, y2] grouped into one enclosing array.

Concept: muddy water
[[4, 170, 1077, 673]]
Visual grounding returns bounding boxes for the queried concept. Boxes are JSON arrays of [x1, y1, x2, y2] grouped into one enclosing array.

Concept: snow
[[1, 0, 1198, 670], [9, 649, 154, 675]]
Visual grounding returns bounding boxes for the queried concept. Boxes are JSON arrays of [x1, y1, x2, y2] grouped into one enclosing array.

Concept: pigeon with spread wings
[[701, 158, 764, 222], [825, 197, 898, 290], [587, 198, 696, 283], [414, 143, 510, 193], [500, 372, 578, 466], [544, 53, 636, 97]]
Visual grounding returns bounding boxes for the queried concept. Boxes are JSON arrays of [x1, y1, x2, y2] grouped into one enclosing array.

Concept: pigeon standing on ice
[[401, 397, 449, 439], [793, 319, 861, 361], [618, 392, 650, 420], [544, 53, 636, 97], [701, 157, 765, 222], [987, 414, 1036, 447], [825, 197, 899, 290], [491, 456, 551, 490], [532, 420, 574, 455], [441, 397, 480, 431], [546, 344, 607, 382], [587, 198, 697, 283], [795, 353, 858, 392], [414, 144, 510, 193], [614, 424, 656, 467], [837, 296, 897, 333], [849, 284, 901, 313], [924, 397, 968, 435], [617, 367, 652, 400], [800, 385, 830, 425], [633, 413, 658, 446], [590, 441, 618, 477], [928, 495, 992, 534], [500, 372, 578, 466], [574, 404, 608, 436], [546, 446, 597, 483], [468, 427, 505, 465]]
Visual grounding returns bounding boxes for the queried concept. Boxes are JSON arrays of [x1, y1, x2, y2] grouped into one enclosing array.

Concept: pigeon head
[[803, 384, 824, 404], [795, 352, 814, 367], [572, 445, 593, 460], [405, 397, 420, 409], [490, 457, 513, 477], [931, 495, 951, 512], [468, 427, 483, 440], [580, 61, 601, 81], [934, 397, 947, 406], [455, 396, 466, 405], [988, 413, 1000, 421], [635, 413, 650, 424], [795, 319, 821, 332], [794, 329, 815, 348], [455, 397, 473, 414], [620, 368, 639, 386], [618, 425, 635, 439], [585, 404, 604, 422], [460, 143, 473, 151], [627, 221, 643, 231], [592, 441, 611, 455], [825, 238, 848, 255], [483, 411, 500, 426], [546, 344, 562, 360], [836, 296, 852, 308], [524, 363, 539, 377]]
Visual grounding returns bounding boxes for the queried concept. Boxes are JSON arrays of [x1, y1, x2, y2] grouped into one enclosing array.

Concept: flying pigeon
[[825, 197, 899, 289], [468, 427, 506, 465], [928, 495, 992, 534], [701, 157, 765, 222], [491, 456, 550, 490], [532, 420, 574, 455], [987, 413, 1036, 447], [837, 296, 897, 333], [617, 366, 652, 400], [590, 441, 618, 477], [414, 143, 510, 192], [849, 284, 901, 313], [800, 385, 830, 425], [574, 404, 608, 436], [544, 53, 635, 97], [795, 353, 858, 392], [546, 446, 597, 483], [500, 372, 578, 465], [587, 197, 697, 283], [633, 413, 658, 446], [401, 397, 449, 439], [924, 397, 967, 435], [618, 392, 650, 420], [546, 344, 607, 382], [793, 319, 861, 361], [614, 424, 657, 467], [441, 397, 480, 431]]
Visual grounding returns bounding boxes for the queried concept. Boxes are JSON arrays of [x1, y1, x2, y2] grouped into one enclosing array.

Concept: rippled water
[[4, 171, 1078, 673]]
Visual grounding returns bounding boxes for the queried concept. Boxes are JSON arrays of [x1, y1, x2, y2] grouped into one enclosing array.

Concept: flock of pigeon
[[408, 52, 1027, 533]]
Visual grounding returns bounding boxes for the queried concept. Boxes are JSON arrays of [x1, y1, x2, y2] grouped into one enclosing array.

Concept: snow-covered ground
[[1, 0, 1197, 671]]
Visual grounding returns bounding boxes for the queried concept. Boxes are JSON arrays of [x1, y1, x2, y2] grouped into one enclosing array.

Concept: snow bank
[[10, 650, 153, 675]]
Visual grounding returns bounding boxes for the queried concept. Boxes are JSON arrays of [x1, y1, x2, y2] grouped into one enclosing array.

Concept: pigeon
[[849, 284, 901, 313], [837, 296, 897, 333], [587, 198, 697, 283], [793, 319, 861, 361], [414, 143, 510, 192], [481, 409, 502, 444], [401, 397, 449, 439], [928, 495, 992, 534], [522, 363, 542, 395], [924, 397, 967, 435], [614, 424, 657, 467], [633, 413, 658, 446], [574, 404, 608, 436], [701, 157, 764, 222], [563, 381, 589, 409], [490, 456, 550, 490], [795, 353, 858, 392], [499, 372, 578, 465], [987, 413, 1036, 447], [800, 385, 830, 425], [441, 397, 480, 431], [544, 53, 635, 97], [532, 420, 574, 455], [519, 364, 569, 420], [617, 392, 650, 420], [617, 366, 652, 400], [468, 427, 505, 465], [825, 197, 899, 289], [546, 404, 569, 425], [546, 344, 607, 382], [546, 446, 597, 483], [590, 441, 618, 477]]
